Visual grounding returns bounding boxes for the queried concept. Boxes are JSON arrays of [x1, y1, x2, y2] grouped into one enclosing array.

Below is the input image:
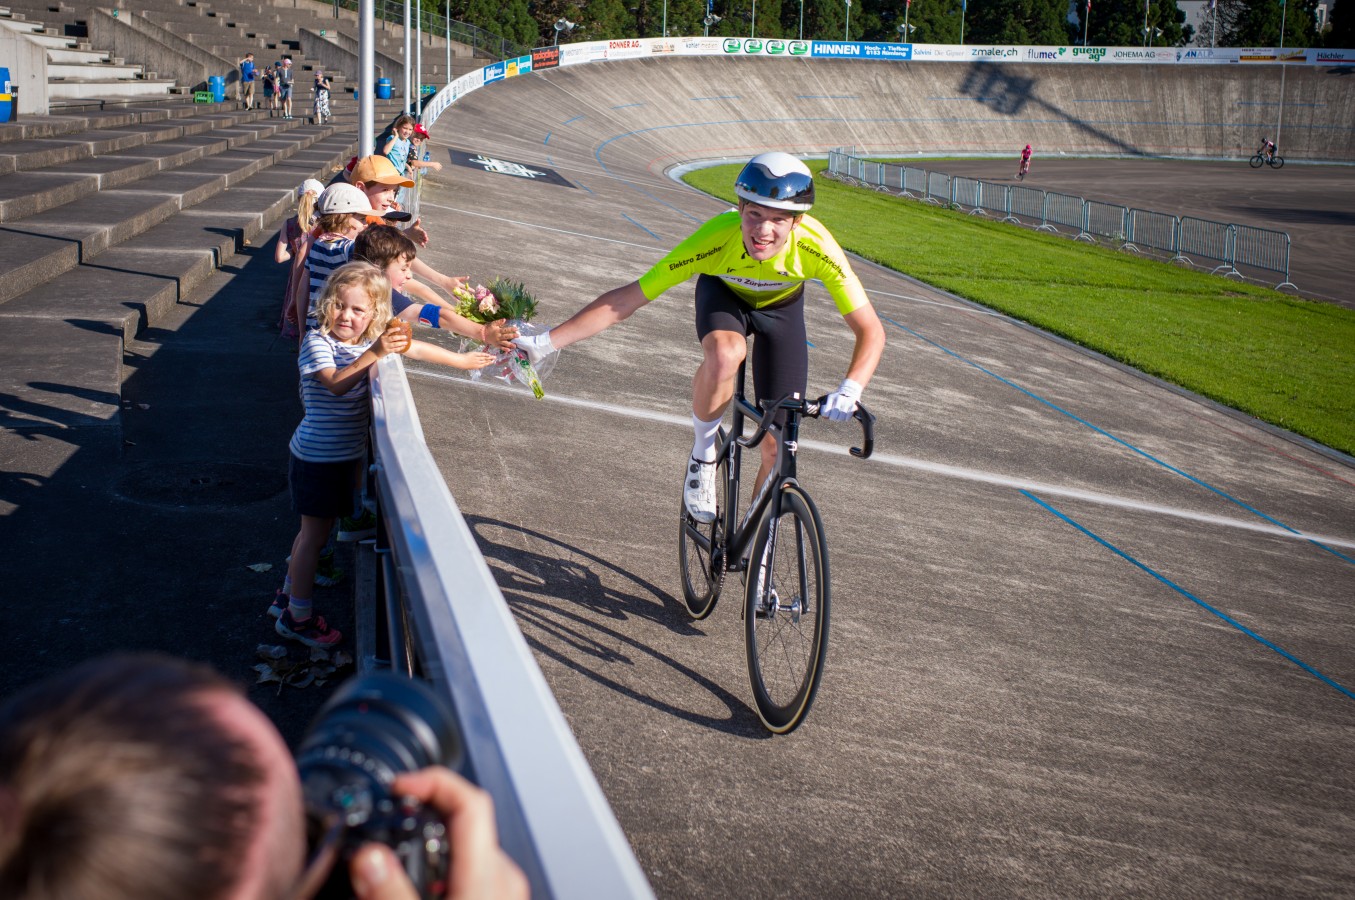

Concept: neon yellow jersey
[[636, 210, 869, 316]]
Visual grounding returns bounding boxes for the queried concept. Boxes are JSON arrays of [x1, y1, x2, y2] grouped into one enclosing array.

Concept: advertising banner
[[1310, 48, 1355, 65], [720, 37, 811, 56], [606, 38, 647, 60], [1175, 47, 1241, 64], [505, 55, 532, 77], [483, 60, 506, 83], [810, 41, 912, 60], [532, 46, 560, 70], [909, 43, 970, 60], [1105, 47, 1175, 63]]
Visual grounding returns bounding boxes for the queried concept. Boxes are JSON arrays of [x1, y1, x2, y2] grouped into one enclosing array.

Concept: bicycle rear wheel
[[1249, 154, 1264, 168], [743, 484, 829, 733], [679, 455, 727, 620], [1270, 156, 1285, 169]]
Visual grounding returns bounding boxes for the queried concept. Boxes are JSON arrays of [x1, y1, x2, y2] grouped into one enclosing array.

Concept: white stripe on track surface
[[409, 368, 1355, 552]]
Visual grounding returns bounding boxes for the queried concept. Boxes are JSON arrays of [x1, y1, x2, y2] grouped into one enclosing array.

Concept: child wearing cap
[[302, 179, 520, 349], [407, 124, 441, 176]]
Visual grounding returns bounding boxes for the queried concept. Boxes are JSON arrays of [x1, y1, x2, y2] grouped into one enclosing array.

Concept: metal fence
[[826, 149, 1295, 290], [334, 0, 530, 60]]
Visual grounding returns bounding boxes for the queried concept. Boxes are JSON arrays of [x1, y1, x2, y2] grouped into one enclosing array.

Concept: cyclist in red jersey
[[515, 152, 886, 523], [1018, 144, 1033, 180]]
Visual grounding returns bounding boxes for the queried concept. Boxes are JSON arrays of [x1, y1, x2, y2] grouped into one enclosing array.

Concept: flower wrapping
[[452, 278, 554, 398]]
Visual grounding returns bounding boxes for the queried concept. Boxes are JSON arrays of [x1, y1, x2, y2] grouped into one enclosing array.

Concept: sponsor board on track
[[448, 150, 576, 189], [532, 46, 560, 70]]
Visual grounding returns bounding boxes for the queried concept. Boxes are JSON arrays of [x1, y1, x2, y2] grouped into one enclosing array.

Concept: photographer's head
[[0, 654, 305, 900]]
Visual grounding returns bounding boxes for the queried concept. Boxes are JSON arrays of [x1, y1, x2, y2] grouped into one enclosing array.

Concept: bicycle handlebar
[[734, 392, 876, 460], [809, 396, 876, 460]]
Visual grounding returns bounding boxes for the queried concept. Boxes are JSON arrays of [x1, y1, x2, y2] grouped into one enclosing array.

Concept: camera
[[296, 673, 463, 899]]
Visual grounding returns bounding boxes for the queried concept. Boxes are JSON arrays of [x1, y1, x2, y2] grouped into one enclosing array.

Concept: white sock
[[690, 413, 722, 464]]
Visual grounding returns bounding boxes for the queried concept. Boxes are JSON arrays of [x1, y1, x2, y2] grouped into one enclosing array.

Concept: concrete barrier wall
[[437, 54, 1355, 163], [89, 9, 234, 93], [300, 28, 399, 90], [0, 27, 49, 115]]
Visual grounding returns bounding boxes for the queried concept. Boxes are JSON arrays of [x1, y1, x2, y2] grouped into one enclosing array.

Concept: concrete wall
[[499, 57, 1355, 163], [0, 27, 49, 115], [88, 8, 234, 93], [299, 28, 399, 90]]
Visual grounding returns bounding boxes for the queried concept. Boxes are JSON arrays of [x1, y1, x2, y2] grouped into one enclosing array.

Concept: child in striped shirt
[[272, 262, 494, 647]]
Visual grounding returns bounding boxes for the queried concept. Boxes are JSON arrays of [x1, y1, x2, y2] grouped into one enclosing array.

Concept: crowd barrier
[[827, 149, 1295, 290], [364, 358, 654, 899]]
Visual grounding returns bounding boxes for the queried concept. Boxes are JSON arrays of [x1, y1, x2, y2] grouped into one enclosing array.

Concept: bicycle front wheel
[[1270, 156, 1285, 169], [678, 455, 727, 620], [743, 484, 829, 733], [1249, 154, 1265, 168]]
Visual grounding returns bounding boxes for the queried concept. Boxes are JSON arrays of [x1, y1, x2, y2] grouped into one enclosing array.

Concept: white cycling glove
[[822, 378, 862, 422], [513, 330, 555, 366]]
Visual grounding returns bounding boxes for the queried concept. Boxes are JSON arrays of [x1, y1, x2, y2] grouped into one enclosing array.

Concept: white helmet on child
[[734, 152, 815, 212]]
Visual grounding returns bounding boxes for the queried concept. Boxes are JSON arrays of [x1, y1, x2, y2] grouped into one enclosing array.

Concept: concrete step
[[0, 116, 321, 302], [46, 46, 109, 64], [48, 79, 178, 101], [49, 61, 143, 80], [0, 130, 358, 433]]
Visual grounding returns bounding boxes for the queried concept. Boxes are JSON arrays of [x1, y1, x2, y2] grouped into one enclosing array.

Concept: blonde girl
[[277, 178, 325, 338], [271, 263, 494, 647]]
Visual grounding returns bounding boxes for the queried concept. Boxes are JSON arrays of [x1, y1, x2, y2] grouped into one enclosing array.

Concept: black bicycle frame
[[717, 367, 809, 573]]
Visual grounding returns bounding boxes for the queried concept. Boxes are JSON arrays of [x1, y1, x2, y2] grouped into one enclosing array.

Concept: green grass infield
[[682, 162, 1355, 458]]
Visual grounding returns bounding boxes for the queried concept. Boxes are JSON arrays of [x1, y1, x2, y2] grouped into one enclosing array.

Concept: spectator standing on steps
[[278, 58, 295, 119], [238, 53, 256, 109], [313, 69, 332, 124]]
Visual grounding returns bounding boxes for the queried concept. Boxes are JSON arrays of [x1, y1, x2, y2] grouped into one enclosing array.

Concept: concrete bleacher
[[0, 91, 399, 438]]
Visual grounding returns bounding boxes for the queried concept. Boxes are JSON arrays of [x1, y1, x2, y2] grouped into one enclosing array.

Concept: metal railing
[[827, 149, 1295, 290], [365, 357, 655, 899], [332, 0, 530, 60]]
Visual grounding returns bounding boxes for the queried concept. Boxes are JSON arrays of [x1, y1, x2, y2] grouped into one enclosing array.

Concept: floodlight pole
[[360, 0, 374, 157], [1276, 0, 1288, 150], [402, 0, 411, 112]]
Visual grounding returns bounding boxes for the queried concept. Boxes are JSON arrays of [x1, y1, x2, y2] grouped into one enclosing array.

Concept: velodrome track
[[400, 58, 1355, 897]]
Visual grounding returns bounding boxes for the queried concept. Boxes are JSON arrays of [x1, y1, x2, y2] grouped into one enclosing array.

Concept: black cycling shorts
[[694, 274, 807, 418]]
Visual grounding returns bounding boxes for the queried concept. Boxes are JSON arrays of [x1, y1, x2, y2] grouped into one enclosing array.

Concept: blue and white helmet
[[734, 152, 815, 212]]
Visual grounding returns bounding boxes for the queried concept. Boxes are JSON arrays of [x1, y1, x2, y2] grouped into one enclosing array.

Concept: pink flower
[[473, 285, 490, 301], [478, 295, 499, 315]]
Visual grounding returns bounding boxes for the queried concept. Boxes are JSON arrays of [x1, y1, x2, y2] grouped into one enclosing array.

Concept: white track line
[[408, 367, 1355, 552]]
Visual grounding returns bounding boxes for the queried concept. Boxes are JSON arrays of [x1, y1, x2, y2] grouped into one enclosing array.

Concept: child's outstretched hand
[[377, 318, 412, 356], [455, 350, 497, 371]]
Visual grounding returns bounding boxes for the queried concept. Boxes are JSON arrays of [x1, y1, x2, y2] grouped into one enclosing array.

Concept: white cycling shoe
[[684, 457, 718, 524]]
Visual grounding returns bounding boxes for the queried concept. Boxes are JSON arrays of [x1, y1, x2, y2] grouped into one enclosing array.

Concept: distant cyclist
[[1258, 137, 1277, 162], [514, 152, 886, 522], [1018, 144, 1033, 180]]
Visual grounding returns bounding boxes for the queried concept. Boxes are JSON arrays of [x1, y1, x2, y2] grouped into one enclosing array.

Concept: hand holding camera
[[349, 768, 527, 900]]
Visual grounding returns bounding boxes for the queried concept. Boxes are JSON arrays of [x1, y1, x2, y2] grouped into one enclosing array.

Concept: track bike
[[1249, 151, 1284, 169], [678, 363, 875, 733]]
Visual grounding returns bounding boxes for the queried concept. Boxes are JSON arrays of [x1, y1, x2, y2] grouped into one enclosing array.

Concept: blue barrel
[[208, 75, 225, 102], [376, 77, 392, 100], [0, 68, 12, 123]]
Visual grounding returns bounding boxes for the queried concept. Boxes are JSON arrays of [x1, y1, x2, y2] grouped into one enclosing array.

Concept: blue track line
[[1023, 491, 1355, 701], [621, 213, 661, 240], [562, 115, 585, 125], [543, 131, 552, 144], [879, 315, 1355, 566]]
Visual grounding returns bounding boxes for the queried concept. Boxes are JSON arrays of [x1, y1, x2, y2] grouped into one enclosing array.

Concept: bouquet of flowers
[[451, 277, 551, 399]]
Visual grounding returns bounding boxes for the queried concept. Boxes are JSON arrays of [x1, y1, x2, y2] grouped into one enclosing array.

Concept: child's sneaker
[[284, 546, 344, 587], [275, 609, 342, 648], [337, 509, 377, 542], [267, 589, 288, 619], [314, 546, 344, 586]]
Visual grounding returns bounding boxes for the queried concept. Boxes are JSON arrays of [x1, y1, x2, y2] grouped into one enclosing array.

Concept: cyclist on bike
[[1018, 144, 1032, 179], [515, 152, 886, 524], [1258, 137, 1276, 162]]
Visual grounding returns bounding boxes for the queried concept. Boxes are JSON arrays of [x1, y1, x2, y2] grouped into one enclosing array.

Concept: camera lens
[[297, 673, 461, 827]]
